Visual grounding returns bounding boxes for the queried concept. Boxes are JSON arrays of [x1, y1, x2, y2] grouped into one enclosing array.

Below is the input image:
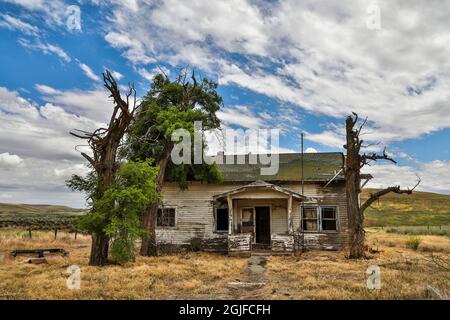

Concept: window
[[321, 207, 337, 231], [302, 207, 318, 231], [301, 206, 338, 231], [157, 208, 176, 227], [215, 208, 229, 232]]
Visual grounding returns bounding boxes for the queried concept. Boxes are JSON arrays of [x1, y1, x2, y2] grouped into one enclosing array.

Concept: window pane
[[303, 207, 317, 219], [216, 208, 229, 231], [157, 208, 175, 227], [303, 220, 318, 231], [322, 219, 337, 231], [242, 208, 254, 227], [321, 207, 337, 231], [322, 207, 336, 219]]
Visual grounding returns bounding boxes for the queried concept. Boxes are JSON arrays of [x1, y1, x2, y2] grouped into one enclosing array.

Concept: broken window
[[215, 208, 229, 232], [157, 207, 176, 227], [321, 207, 337, 231], [302, 207, 318, 231]]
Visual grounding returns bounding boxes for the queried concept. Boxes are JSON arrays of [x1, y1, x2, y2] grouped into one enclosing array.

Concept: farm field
[[0, 228, 448, 300]]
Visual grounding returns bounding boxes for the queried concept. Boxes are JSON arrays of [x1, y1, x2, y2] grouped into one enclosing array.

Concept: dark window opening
[[216, 208, 229, 231], [321, 207, 337, 231], [157, 208, 176, 227]]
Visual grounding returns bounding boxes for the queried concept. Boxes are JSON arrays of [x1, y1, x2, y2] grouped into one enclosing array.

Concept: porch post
[[227, 194, 233, 235], [288, 194, 293, 234]]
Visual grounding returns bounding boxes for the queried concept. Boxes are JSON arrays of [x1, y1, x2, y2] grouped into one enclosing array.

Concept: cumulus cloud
[[100, 0, 450, 147], [37, 86, 113, 122], [0, 86, 105, 206], [305, 147, 318, 153], [364, 160, 450, 194], [0, 152, 23, 169]]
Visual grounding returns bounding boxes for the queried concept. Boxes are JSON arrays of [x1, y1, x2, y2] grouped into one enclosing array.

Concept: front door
[[255, 206, 270, 244]]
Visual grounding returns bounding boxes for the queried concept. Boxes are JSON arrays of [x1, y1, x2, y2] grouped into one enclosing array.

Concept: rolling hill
[[362, 189, 450, 227], [0, 203, 86, 231]]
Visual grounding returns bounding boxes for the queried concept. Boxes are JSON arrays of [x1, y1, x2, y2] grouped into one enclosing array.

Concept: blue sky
[[0, 0, 449, 207]]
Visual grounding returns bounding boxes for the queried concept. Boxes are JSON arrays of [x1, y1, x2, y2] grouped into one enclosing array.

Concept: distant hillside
[[362, 189, 450, 226], [0, 203, 87, 231], [0, 203, 86, 215]]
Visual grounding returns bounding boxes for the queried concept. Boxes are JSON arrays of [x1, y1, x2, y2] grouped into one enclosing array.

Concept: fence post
[[54, 229, 58, 240], [28, 228, 32, 239]]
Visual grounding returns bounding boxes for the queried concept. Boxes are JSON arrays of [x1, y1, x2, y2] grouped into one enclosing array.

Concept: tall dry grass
[[0, 230, 247, 300]]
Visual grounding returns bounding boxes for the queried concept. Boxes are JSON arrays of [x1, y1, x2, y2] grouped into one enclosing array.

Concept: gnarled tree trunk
[[140, 143, 173, 256], [344, 113, 420, 259], [71, 71, 137, 266]]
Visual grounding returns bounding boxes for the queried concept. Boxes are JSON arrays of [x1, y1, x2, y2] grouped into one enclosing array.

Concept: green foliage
[[124, 70, 223, 188], [405, 237, 422, 251], [77, 160, 159, 263], [66, 171, 100, 206]]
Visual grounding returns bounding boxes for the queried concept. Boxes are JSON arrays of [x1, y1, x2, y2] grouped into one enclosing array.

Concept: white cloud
[[0, 152, 23, 169], [40, 87, 113, 122], [100, 0, 450, 147], [4, 0, 71, 28], [35, 84, 60, 95], [0, 86, 105, 207], [364, 160, 450, 195], [305, 130, 345, 149], [217, 105, 268, 130], [78, 61, 100, 81], [0, 14, 39, 35], [18, 38, 71, 62], [110, 70, 123, 80], [305, 147, 318, 153]]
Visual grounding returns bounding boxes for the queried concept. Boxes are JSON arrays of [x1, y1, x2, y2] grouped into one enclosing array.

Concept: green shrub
[[405, 237, 422, 251]]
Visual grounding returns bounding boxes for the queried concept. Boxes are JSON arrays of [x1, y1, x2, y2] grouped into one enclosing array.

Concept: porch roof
[[213, 180, 308, 201]]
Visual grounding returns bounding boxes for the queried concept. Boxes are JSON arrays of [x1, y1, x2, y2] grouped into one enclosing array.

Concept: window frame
[[300, 205, 339, 232], [156, 206, 177, 228], [320, 206, 338, 232], [214, 207, 229, 233]]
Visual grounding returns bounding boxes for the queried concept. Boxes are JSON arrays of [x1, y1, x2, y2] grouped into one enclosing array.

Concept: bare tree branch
[[360, 176, 421, 213]]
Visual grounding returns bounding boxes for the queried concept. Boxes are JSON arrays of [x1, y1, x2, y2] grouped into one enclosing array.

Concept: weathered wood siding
[[284, 181, 348, 249], [158, 180, 348, 250]]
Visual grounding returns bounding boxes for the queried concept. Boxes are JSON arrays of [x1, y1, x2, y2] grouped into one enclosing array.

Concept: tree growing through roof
[[124, 69, 223, 256], [344, 113, 420, 259]]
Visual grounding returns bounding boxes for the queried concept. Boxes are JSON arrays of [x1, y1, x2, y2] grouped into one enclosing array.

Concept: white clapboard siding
[[158, 180, 348, 248]]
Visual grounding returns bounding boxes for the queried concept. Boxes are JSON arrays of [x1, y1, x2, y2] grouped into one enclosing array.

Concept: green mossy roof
[[218, 152, 344, 182]]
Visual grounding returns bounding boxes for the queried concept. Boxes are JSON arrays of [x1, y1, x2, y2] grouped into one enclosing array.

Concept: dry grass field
[[0, 230, 247, 300], [0, 228, 449, 300], [266, 229, 450, 299]]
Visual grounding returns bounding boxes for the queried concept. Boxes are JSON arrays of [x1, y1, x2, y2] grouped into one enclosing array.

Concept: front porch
[[213, 181, 307, 255]]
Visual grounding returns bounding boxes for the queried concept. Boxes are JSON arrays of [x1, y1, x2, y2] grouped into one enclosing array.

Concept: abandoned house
[[157, 152, 364, 255]]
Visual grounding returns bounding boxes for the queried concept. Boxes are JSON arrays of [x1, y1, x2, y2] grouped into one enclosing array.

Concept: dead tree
[[71, 70, 137, 266], [344, 113, 420, 259]]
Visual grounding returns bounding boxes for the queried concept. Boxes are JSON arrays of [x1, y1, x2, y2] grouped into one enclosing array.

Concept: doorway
[[255, 206, 271, 244]]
